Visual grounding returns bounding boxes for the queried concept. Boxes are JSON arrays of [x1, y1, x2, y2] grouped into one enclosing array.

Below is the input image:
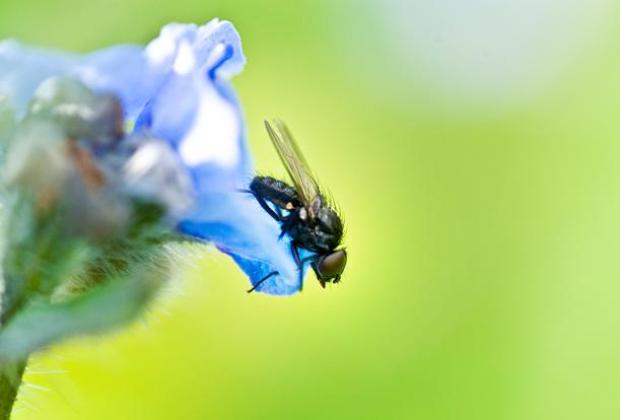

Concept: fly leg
[[291, 242, 302, 269], [253, 193, 284, 222], [279, 211, 299, 239], [290, 242, 309, 291], [290, 243, 319, 270], [247, 271, 279, 293], [239, 188, 285, 222]]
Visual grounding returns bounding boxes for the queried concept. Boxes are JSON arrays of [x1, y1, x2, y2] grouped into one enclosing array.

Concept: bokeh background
[[2, 0, 620, 419]]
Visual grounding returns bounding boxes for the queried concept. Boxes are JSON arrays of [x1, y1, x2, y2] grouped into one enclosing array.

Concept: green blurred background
[[2, 0, 620, 418]]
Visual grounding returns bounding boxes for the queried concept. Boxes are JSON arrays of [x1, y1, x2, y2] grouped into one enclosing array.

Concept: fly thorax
[[314, 207, 343, 249], [308, 196, 323, 219]]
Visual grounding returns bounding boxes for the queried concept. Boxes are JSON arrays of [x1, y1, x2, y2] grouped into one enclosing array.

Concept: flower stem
[[0, 285, 28, 420], [0, 359, 27, 420]]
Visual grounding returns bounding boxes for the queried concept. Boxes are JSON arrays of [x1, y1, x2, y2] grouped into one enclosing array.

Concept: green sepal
[[0, 256, 167, 361]]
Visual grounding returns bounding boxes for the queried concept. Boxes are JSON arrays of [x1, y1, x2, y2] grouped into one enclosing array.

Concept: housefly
[[247, 119, 347, 292]]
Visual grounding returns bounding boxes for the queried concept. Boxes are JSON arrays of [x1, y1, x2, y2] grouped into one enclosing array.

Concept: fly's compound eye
[[316, 249, 347, 280]]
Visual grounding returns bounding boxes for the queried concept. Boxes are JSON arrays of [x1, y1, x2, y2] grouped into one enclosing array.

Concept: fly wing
[[264, 119, 320, 205]]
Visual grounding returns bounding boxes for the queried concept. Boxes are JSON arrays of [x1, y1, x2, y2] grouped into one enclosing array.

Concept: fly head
[[313, 249, 347, 286]]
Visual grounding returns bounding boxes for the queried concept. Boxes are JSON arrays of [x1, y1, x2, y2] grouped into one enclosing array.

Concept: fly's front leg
[[290, 242, 309, 291], [291, 242, 302, 269], [290, 242, 317, 268]]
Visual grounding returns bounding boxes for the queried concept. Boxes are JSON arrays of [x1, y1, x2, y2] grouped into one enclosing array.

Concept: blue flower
[[0, 20, 305, 295]]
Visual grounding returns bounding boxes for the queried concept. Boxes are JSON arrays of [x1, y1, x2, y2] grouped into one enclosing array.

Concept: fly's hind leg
[[239, 186, 285, 222], [253, 193, 284, 222]]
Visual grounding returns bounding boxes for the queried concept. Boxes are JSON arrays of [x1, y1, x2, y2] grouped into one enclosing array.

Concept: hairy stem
[[0, 359, 27, 420], [0, 287, 28, 420]]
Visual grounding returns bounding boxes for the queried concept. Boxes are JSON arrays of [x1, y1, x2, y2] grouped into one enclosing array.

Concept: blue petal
[[75, 45, 165, 119], [0, 19, 303, 294], [138, 22, 305, 294], [179, 192, 306, 295], [0, 40, 77, 116]]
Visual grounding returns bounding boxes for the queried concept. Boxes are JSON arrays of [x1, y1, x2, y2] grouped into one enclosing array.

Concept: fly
[[247, 119, 347, 292]]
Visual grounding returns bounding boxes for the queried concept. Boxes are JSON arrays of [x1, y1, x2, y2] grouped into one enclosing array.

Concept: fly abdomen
[[250, 176, 301, 210]]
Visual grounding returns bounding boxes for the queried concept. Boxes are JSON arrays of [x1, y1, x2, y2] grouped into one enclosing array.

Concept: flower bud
[[3, 119, 70, 211], [28, 77, 123, 147], [122, 138, 194, 217]]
